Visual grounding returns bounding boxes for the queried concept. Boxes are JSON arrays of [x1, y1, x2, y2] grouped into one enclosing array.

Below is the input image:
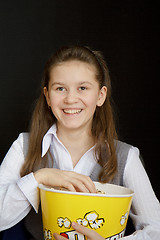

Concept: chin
[[64, 125, 82, 130], [61, 122, 85, 131]]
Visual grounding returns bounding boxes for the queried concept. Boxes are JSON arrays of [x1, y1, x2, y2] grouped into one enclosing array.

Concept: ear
[[96, 86, 107, 107], [43, 87, 51, 107]]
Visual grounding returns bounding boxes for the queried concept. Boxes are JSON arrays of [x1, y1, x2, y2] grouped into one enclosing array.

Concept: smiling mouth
[[63, 109, 82, 114]]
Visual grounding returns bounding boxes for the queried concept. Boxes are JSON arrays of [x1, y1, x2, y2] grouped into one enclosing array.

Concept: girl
[[0, 45, 160, 240]]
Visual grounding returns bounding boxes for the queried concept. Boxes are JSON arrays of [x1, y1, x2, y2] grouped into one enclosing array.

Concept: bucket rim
[[38, 182, 134, 198]]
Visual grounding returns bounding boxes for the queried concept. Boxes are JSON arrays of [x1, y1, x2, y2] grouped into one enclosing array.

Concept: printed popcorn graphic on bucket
[[120, 212, 128, 226], [56, 210, 105, 240], [76, 211, 105, 229], [55, 210, 129, 239], [39, 182, 134, 240], [44, 210, 127, 240], [58, 217, 72, 229], [44, 229, 52, 240], [58, 210, 105, 230]]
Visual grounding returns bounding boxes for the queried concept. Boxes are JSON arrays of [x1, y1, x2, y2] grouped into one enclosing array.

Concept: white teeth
[[63, 109, 82, 114]]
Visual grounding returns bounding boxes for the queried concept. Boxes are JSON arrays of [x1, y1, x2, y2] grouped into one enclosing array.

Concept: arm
[[122, 147, 160, 239], [53, 147, 160, 240], [0, 133, 39, 231], [0, 134, 96, 231]]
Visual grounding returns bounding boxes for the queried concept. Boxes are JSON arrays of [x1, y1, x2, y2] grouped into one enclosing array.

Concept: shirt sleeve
[[122, 146, 160, 239], [0, 133, 40, 231]]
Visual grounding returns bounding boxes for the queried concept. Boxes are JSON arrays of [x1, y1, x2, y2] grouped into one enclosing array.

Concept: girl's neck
[[57, 125, 95, 147], [56, 125, 95, 167]]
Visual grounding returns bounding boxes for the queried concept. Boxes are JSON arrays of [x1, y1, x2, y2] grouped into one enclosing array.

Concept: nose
[[64, 89, 78, 104]]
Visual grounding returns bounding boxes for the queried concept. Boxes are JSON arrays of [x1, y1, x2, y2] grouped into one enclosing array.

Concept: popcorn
[[53, 186, 106, 194], [96, 189, 106, 194]]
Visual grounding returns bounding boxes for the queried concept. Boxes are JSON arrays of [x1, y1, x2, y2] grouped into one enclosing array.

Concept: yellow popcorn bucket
[[39, 182, 134, 240]]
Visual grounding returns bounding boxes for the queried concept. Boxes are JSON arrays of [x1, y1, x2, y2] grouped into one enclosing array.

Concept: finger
[[81, 176, 96, 193], [71, 222, 105, 240], [62, 181, 77, 192], [43, 169, 96, 193], [64, 172, 96, 193], [53, 233, 67, 240], [62, 178, 89, 193], [76, 174, 96, 193], [73, 181, 90, 193], [71, 222, 94, 237]]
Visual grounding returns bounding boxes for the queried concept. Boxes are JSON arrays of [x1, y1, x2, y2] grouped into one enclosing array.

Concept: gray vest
[[22, 133, 132, 240]]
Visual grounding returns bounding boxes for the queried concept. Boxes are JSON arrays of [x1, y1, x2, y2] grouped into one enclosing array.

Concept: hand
[[53, 222, 105, 240], [34, 168, 96, 193]]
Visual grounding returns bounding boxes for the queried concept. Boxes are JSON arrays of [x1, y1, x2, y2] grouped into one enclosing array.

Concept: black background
[[0, 0, 159, 201]]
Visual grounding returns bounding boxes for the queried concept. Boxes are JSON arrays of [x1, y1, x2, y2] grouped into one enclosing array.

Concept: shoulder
[[0, 132, 30, 170], [14, 132, 29, 144], [19, 132, 29, 143], [11, 132, 30, 154], [113, 140, 140, 185], [115, 140, 140, 162], [116, 140, 142, 173], [115, 139, 132, 148], [115, 140, 133, 155], [115, 140, 139, 153], [17, 132, 30, 156]]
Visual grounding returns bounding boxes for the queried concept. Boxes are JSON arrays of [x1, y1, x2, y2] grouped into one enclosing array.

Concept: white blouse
[[0, 124, 160, 240]]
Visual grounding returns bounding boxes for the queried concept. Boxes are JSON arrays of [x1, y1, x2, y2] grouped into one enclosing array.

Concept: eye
[[79, 86, 87, 91], [56, 87, 65, 91]]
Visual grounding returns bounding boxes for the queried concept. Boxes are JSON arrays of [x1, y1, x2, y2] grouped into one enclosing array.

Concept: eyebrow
[[51, 82, 65, 86], [51, 81, 94, 86], [79, 81, 93, 86]]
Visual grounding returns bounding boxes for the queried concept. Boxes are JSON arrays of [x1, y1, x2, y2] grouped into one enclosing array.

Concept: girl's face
[[44, 60, 107, 132]]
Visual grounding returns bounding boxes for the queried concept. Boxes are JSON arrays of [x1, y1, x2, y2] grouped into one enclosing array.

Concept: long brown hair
[[21, 45, 118, 182]]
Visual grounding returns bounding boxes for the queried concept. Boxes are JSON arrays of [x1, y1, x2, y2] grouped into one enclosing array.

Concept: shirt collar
[[41, 124, 57, 157], [41, 124, 97, 159]]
